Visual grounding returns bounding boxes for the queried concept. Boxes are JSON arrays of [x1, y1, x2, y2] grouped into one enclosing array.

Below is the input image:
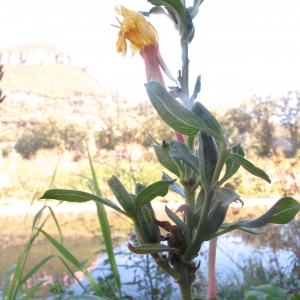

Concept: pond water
[[1, 205, 299, 299], [53, 234, 295, 300]]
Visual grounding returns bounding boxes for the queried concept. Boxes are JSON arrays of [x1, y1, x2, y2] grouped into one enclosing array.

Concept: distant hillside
[[0, 43, 108, 99], [0, 43, 62, 54], [0, 64, 108, 99]]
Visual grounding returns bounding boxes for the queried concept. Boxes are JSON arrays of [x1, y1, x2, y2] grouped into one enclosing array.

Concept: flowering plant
[[41, 1, 300, 299]]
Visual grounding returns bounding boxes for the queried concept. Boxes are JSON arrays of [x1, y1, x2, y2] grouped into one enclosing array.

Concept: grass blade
[[20, 255, 56, 285], [39, 229, 103, 296], [86, 145, 122, 293]]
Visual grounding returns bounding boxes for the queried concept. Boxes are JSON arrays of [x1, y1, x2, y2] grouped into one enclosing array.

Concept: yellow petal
[[115, 5, 159, 56]]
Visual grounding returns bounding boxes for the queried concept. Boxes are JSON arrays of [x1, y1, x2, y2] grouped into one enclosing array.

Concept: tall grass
[[1, 148, 124, 299]]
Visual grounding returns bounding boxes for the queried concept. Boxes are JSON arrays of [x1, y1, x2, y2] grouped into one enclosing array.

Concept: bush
[[15, 116, 91, 158], [15, 128, 39, 158]]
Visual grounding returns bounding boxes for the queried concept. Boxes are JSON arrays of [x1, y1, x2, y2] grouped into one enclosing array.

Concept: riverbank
[[0, 197, 278, 216]]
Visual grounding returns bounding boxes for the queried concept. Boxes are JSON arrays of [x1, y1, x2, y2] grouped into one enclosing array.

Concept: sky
[[0, 0, 299, 108]]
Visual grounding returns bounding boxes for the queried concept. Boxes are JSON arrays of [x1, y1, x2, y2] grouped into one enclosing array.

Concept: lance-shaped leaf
[[219, 223, 260, 235], [135, 203, 161, 244], [148, 0, 186, 33], [268, 197, 300, 224], [145, 81, 219, 138], [135, 180, 175, 207], [165, 206, 191, 245], [214, 187, 240, 206], [169, 140, 199, 173], [204, 187, 241, 239], [128, 242, 181, 254], [222, 197, 300, 233], [220, 144, 245, 185], [211, 197, 300, 238], [132, 203, 160, 244], [153, 144, 180, 177], [162, 172, 185, 197], [190, 75, 201, 106], [192, 101, 223, 139], [40, 189, 127, 216], [231, 154, 271, 183], [204, 201, 228, 239], [198, 131, 219, 192], [107, 175, 136, 215]]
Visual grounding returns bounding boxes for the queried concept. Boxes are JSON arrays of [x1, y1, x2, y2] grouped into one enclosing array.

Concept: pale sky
[[0, 0, 299, 108]]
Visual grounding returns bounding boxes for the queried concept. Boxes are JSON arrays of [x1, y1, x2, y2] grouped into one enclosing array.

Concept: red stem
[[207, 237, 217, 299]]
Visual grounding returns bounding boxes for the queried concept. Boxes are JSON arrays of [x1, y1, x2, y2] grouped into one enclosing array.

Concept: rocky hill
[[0, 43, 108, 99], [0, 43, 70, 66]]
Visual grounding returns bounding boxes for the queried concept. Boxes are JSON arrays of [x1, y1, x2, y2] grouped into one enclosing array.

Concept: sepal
[[107, 175, 136, 215]]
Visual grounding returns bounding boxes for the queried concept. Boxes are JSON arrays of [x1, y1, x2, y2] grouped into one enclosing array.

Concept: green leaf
[[146, 129, 160, 145], [128, 242, 181, 254], [220, 144, 244, 185], [135, 182, 145, 194], [134, 203, 161, 244], [220, 223, 260, 235], [107, 175, 136, 214], [231, 153, 271, 183], [192, 101, 223, 138], [165, 206, 191, 245], [21, 281, 47, 300], [198, 131, 219, 191], [226, 197, 298, 230], [214, 187, 240, 206], [148, 0, 185, 31], [135, 179, 175, 207], [205, 201, 229, 239], [145, 81, 218, 137], [153, 144, 180, 177], [190, 75, 201, 106], [20, 255, 56, 285], [214, 198, 299, 238], [39, 229, 103, 296], [2, 264, 16, 297], [65, 296, 108, 300], [141, 205, 153, 224], [162, 172, 185, 197], [169, 140, 199, 173], [244, 284, 290, 300], [269, 197, 300, 224], [86, 147, 121, 293], [40, 189, 127, 216]]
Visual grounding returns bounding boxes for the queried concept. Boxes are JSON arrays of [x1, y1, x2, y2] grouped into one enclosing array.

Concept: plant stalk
[[183, 139, 228, 261], [178, 263, 193, 300], [207, 237, 218, 299], [180, 34, 190, 107]]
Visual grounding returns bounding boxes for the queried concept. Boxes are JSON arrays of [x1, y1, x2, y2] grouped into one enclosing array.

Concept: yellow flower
[[114, 5, 185, 144], [115, 5, 158, 56], [115, 5, 176, 85]]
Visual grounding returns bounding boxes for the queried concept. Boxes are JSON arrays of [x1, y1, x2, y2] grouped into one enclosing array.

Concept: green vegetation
[[1, 91, 299, 200], [0, 11, 299, 299]]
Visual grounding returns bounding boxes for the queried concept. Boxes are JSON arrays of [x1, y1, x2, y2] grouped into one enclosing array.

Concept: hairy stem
[[178, 264, 193, 300], [183, 139, 228, 261], [184, 184, 195, 237], [180, 35, 190, 107]]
